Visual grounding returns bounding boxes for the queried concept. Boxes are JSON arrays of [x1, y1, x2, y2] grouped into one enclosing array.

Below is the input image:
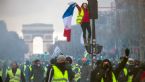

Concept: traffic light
[[87, 0, 98, 19]]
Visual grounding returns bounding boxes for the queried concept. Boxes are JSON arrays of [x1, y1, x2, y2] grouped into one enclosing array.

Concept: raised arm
[[114, 48, 129, 78], [75, 4, 81, 13]]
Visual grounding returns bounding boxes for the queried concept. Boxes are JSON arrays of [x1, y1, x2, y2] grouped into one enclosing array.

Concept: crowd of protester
[[0, 49, 145, 82]]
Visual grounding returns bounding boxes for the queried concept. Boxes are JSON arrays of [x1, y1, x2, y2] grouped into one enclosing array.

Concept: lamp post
[[87, 0, 103, 69]]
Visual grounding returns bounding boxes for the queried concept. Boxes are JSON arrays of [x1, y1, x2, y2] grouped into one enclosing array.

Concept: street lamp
[[87, 0, 103, 69]]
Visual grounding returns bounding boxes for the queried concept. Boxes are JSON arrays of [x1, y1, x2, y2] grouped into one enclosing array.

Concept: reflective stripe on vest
[[101, 72, 117, 82], [52, 65, 68, 82], [76, 8, 84, 24], [7, 68, 21, 82]]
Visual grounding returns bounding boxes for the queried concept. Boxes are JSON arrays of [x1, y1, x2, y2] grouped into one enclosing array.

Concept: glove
[[125, 48, 130, 56]]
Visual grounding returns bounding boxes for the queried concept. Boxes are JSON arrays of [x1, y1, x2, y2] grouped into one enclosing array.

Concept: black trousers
[[81, 22, 91, 40]]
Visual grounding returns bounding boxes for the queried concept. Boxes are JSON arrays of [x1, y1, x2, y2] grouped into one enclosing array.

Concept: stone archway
[[22, 23, 54, 57]]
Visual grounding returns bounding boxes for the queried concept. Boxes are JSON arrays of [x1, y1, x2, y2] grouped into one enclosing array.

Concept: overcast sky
[[0, 0, 114, 39]]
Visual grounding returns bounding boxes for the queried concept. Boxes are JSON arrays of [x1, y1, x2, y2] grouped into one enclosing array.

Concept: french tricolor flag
[[62, 2, 75, 42]]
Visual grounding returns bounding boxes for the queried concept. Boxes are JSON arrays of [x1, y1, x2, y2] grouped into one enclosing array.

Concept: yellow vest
[[74, 67, 81, 81], [23, 65, 26, 76], [0, 70, 2, 77], [29, 65, 34, 80], [76, 8, 84, 24], [52, 65, 68, 82], [74, 72, 81, 81], [24, 65, 26, 71], [23, 65, 31, 72], [101, 72, 117, 82], [23, 65, 31, 77], [123, 67, 128, 77], [7, 68, 21, 82], [128, 75, 133, 82], [44, 66, 47, 77]]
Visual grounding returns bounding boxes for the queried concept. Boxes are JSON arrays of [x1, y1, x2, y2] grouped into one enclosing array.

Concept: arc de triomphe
[[22, 23, 54, 57]]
